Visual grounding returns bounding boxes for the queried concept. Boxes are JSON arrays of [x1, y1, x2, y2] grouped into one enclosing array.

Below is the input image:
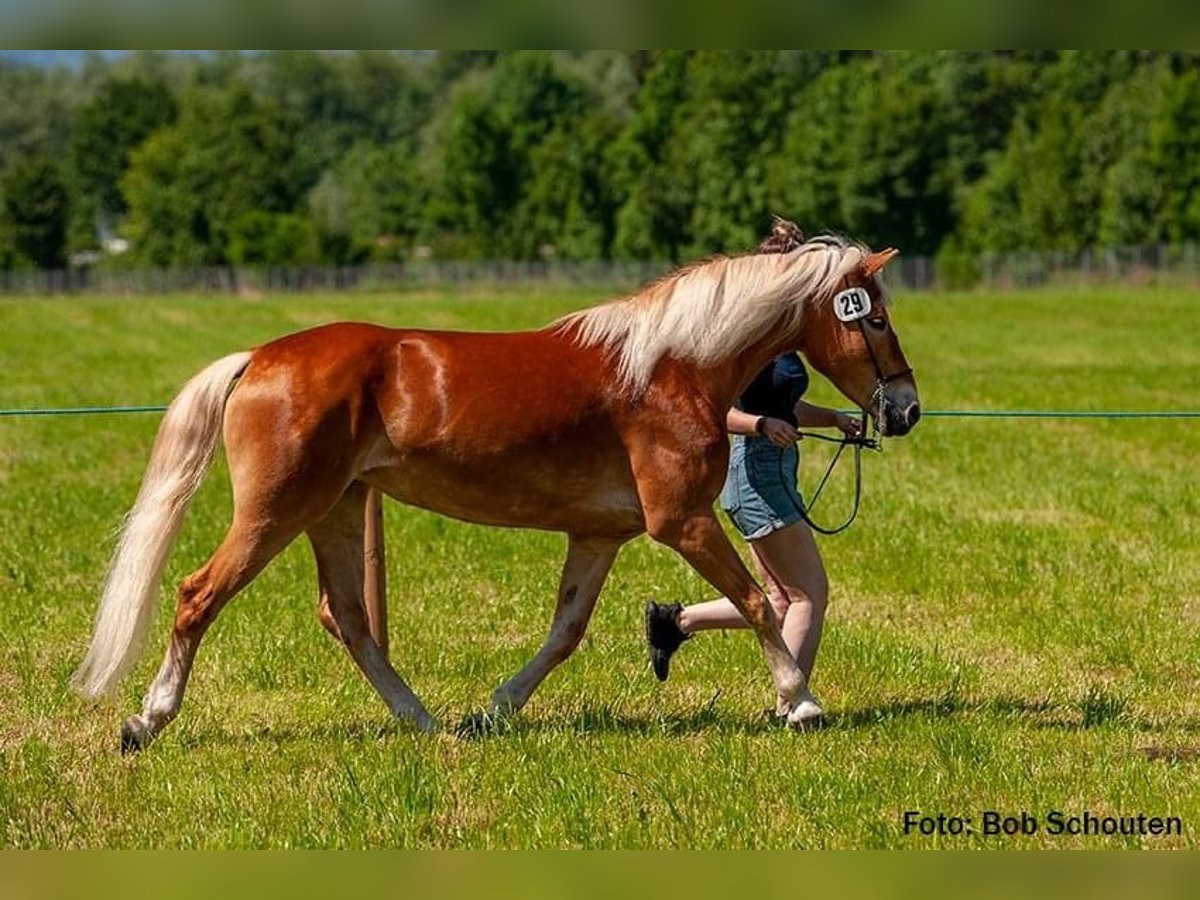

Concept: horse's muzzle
[[876, 385, 920, 437]]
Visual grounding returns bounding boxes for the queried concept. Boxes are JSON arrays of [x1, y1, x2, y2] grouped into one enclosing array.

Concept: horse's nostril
[[908, 403, 921, 427]]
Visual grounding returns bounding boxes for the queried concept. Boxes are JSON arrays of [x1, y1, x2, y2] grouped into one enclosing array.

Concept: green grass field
[[2, 285, 1199, 848]]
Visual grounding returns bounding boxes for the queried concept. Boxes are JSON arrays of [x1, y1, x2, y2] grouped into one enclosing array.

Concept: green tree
[[5, 50, 1199, 272], [958, 58, 1193, 254], [767, 60, 871, 239], [68, 74, 178, 249], [509, 113, 619, 260], [1048, 51, 1140, 108], [771, 53, 1033, 255], [309, 140, 423, 262], [0, 62, 82, 175], [609, 51, 692, 259], [227, 211, 318, 265], [0, 155, 70, 268], [121, 86, 299, 265], [674, 52, 798, 256], [341, 52, 431, 145], [1091, 65, 1172, 246], [423, 52, 592, 258], [957, 121, 1029, 254], [421, 79, 510, 257], [253, 51, 351, 193], [1146, 70, 1200, 243], [935, 52, 1044, 213], [425, 51, 500, 94], [829, 60, 936, 252], [959, 99, 1089, 253]]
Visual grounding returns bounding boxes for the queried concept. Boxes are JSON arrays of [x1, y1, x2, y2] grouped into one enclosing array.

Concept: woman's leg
[[676, 561, 789, 632], [672, 521, 828, 678], [645, 548, 787, 682], [751, 521, 828, 681]]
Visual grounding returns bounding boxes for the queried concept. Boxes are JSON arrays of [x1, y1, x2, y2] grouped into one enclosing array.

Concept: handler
[[644, 219, 860, 723]]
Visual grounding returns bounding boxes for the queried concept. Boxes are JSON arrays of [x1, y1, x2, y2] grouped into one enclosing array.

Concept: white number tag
[[834, 287, 873, 323]]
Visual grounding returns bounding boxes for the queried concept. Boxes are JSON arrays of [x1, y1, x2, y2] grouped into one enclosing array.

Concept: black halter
[[853, 290, 914, 427], [786, 280, 912, 535]]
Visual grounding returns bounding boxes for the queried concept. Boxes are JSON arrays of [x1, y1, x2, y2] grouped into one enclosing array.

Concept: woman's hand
[[834, 411, 863, 439], [758, 417, 800, 448]]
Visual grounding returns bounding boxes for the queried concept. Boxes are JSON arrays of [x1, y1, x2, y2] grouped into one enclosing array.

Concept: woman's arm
[[726, 408, 799, 448], [794, 400, 862, 437]]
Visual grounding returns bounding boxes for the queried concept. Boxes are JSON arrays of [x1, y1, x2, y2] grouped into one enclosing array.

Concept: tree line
[[2, 51, 1199, 278]]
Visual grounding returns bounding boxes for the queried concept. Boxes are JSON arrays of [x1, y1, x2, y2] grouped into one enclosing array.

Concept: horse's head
[[799, 247, 920, 437]]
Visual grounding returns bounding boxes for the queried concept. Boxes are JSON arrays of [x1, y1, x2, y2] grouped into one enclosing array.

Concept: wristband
[[754, 416, 767, 436]]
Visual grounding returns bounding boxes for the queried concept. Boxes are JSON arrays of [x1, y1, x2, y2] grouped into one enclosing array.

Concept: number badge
[[834, 287, 873, 323]]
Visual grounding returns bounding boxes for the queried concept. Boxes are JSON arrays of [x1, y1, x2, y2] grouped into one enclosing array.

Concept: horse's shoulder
[[619, 363, 725, 452]]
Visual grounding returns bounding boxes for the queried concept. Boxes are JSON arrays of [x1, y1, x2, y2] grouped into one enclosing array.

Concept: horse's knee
[[645, 512, 716, 553], [545, 618, 589, 664], [767, 589, 790, 623], [644, 513, 684, 547], [560, 621, 588, 653], [741, 592, 776, 629]]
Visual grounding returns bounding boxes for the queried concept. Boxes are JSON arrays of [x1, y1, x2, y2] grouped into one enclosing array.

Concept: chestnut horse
[[72, 234, 919, 750]]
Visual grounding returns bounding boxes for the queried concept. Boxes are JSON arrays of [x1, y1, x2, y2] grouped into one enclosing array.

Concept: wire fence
[[935, 243, 1200, 291], [3, 243, 1200, 296]]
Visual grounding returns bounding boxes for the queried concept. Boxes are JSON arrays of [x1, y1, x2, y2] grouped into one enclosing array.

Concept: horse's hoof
[[120, 717, 150, 754], [786, 699, 826, 731], [455, 711, 512, 740]]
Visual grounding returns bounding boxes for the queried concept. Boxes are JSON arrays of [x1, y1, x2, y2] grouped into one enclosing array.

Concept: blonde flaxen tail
[[71, 351, 252, 699]]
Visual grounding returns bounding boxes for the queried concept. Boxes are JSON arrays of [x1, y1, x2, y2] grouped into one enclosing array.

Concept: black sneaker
[[645, 601, 690, 682]]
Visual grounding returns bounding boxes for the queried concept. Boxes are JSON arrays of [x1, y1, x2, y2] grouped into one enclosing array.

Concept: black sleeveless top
[[735, 353, 810, 427]]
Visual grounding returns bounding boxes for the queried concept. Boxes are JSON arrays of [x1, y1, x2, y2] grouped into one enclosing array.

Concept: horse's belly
[[361, 453, 645, 536]]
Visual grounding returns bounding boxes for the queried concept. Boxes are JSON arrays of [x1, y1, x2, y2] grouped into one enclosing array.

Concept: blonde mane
[[556, 236, 869, 392]]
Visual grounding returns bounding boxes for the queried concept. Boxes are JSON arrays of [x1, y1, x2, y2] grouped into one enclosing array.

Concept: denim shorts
[[719, 435, 805, 540]]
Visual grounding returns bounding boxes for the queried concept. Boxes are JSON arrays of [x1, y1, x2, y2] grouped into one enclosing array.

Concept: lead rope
[[784, 412, 880, 536]]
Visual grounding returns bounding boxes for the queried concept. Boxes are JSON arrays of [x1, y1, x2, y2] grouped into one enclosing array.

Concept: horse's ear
[[862, 248, 899, 277]]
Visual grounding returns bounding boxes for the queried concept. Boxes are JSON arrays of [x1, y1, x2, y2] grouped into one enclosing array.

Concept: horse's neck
[[689, 327, 805, 414]]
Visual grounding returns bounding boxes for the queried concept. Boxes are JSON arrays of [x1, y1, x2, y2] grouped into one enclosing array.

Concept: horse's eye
[[866, 317, 888, 331]]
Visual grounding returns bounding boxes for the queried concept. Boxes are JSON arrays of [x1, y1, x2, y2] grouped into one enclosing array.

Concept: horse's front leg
[[462, 534, 622, 735], [648, 511, 817, 721], [632, 439, 819, 727]]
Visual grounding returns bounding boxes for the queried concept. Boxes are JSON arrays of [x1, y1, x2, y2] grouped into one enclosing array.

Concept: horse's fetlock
[[776, 672, 805, 704]]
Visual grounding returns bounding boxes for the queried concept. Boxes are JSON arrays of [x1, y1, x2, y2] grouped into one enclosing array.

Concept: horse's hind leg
[[475, 535, 622, 729], [307, 482, 438, 733], [121, 518, 299, 752]]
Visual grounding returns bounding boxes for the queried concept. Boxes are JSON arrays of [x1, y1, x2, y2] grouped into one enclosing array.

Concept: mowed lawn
[[1, 284, 1198, 848]]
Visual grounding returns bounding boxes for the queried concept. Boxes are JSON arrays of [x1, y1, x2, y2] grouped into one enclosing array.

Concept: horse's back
[[236, 320, 612, 435], [226, 321, 644, 535]]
